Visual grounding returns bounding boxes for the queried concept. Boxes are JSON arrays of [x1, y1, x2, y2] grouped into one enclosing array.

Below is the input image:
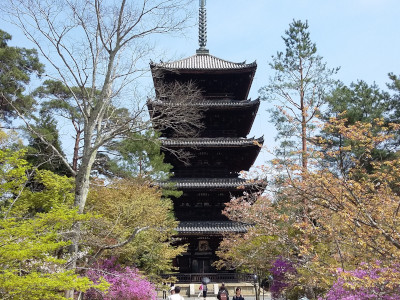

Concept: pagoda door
[[193, 259, 211, 273]]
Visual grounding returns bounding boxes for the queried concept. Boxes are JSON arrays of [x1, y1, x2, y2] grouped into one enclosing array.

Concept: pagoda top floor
[[150, 53, 257, 100]]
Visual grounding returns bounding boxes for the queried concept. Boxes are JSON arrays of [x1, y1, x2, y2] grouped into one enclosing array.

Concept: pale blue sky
[[4, 0, 400, 166], [165, 0, 400, 91], [159, 0, 400, 165]]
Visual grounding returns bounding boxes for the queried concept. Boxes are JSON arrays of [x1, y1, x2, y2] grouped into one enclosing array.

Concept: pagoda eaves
[[161, 137, 263, 147], [149, 98, 260, 138], [150, 53, 256, 71], [162, 177, 263, 190], [151, 53, 256, 100], [177, 221, 250, 234]]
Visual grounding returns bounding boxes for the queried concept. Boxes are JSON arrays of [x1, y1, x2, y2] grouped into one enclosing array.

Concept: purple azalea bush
[[85, 257, 157, 300], [269, 257, 297, 298], [324, 263, 400, 300]]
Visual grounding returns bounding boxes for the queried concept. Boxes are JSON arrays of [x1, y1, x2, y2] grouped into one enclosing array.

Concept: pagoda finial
[[196, 0, 209, 54]]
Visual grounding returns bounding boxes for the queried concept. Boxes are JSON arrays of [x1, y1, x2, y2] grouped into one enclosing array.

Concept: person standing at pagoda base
[[217, 283, 229, 300], [202, 283, 208, 299], [167, 286, 175, 300], [198, 283, 204, 298], [232, 287, 244, 300], [169, 286, 184, 300]]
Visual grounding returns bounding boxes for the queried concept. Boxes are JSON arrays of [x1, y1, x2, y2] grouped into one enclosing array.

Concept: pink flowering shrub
[[85, 257, 156, 300], [269, 257, 297, 299], [323, 262, 400, 300]]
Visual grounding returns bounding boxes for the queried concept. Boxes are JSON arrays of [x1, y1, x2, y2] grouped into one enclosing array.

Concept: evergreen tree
[[34, 80, 171, 180], [260, 20, 339, 169], [104, 130, 172, 180], [26, 112, 72, 176], [387, 73, 400, 147], [320, 80, 391, 173], [0, 29, 43, 123]]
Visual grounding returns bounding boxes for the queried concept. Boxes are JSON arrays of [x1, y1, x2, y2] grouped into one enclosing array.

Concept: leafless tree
[[2, 0, 199, 296], [148, 80, 205, 138], [3, 0, 196, 211], [147, 79, 206, 163]]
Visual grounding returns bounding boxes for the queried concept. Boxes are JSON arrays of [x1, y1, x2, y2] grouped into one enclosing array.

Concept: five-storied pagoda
[[148, 0, 262, 274]]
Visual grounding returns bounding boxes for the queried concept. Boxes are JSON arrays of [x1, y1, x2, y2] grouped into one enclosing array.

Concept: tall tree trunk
[[301, 111, 307, 170], [72, 129, 82, 172], [66, 144, 97, 298], [301, 98, 308, 221], [300, 58, 307, 171], [74, 150, 97, 213], [300, 59, 308, 222]]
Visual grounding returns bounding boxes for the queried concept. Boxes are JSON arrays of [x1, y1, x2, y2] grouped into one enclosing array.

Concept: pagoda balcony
[[161, 272, 255, 283], [149, 99, 260, 138]]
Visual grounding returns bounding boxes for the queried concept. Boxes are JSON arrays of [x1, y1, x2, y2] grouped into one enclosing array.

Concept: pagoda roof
[[161, 137, 264, 147], [150, 53, 256, 71], [177, 221, 249, 234], [148, 98, 260, 108], [162, 177, 262, 189]]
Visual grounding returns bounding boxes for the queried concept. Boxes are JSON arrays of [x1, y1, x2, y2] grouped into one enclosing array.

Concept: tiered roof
[[160, 178, 261, 190], [148, 0, 262, 274], [150, 53, 256, 71], [161, 137, 263, 147], [148, 98, 260, 108], [150, 53, 257, 100], [177, 221, 249, 234]]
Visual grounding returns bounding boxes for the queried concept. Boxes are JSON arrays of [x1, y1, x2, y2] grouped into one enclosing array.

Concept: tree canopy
[[0, 130, 107, 299], [260, 19, 339, 169], [0, 30, 43, 123]]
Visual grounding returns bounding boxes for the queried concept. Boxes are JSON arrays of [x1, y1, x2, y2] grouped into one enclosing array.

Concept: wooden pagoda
[[148, 0, 262, 274]]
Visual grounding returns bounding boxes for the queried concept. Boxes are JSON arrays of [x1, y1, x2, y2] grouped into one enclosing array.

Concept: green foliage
[[260, 19, 339, 166], [26, 112, 72, 176], [0, 129, 74, 217], [274, 19, 317, 71], [320, 80, 393, 173], [387, 73, 400, 146], [9, 170, 75, 217], [0, 29, 44, 123], [85, 180, 185, 279], [324, 80, 390, 123], [0, 136, 108, 298], [103, 130, 173, 180], [0, 207, 81, 264], [123, 228, 186, 279], [0, 147, 29, 205], [0, 270, 108, 300], [0, 195, 107, 299], [387, 73, 400, 120]]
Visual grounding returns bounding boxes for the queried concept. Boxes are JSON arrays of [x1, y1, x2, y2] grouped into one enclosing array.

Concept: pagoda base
[[173, 235, 222, 273]]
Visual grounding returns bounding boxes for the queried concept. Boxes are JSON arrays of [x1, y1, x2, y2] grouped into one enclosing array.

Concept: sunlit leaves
[[85, 179, 185, 278], [219, 116, 400, 298]]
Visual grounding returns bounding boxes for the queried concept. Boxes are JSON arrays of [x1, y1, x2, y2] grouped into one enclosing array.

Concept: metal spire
[[196, 0, 209, 54]]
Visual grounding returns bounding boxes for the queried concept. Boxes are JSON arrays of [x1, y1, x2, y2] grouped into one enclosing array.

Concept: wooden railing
[[161, 273, 254, 283]]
